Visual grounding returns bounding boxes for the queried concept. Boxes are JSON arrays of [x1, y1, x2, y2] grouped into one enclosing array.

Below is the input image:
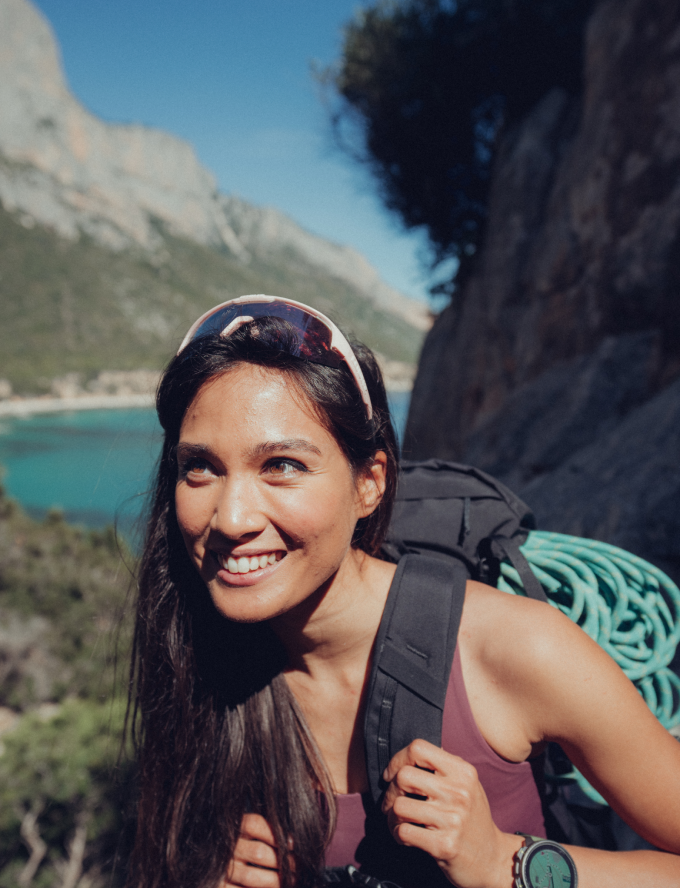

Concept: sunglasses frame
[[177, 295, 373, 420]]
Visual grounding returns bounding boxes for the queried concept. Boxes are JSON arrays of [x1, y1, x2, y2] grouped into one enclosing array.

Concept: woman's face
[[175, 363, 384, 624]]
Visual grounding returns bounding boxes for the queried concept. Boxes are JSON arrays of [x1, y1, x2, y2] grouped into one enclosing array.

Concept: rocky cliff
[[406, 0, 680, 579], [0, 0, 428, 332], [0, 0, 242, 254]]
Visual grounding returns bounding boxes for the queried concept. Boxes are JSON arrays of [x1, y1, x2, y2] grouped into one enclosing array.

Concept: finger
[[225, 860, 280, 888], [382, 764, 445, 811], [386, 794, 441, 833], [240, 814, 277, 847], [392, 818, 460, 862], [233, 838, 279, 870], [383, 738, 459, 782]]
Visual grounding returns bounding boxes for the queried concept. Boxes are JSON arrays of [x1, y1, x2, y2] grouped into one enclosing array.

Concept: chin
[[206, 582, 290, 625]]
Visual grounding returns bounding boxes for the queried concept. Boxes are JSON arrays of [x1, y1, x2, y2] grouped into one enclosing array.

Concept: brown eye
[[180, 458, 213, 478], [267, 459, 306, 476]]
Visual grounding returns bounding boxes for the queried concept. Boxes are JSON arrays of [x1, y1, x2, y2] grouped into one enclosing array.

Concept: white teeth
[[220, 552, 283, 574]]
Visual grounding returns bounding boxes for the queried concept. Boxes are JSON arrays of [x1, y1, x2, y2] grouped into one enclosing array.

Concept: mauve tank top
[[325, 645, 545, 871]]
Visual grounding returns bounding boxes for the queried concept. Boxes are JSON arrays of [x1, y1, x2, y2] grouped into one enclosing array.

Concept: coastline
[[0, 384, 412, 418], [0, 393, 155, 418]]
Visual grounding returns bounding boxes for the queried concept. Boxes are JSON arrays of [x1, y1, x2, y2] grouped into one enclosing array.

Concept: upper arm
[[468, 585, 680, 852]]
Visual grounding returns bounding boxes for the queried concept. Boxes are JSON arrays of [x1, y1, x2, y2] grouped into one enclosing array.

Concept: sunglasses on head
[[177, 295, 373, 420]]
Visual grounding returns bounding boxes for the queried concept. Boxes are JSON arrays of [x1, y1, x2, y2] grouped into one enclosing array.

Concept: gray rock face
[[0, 0, 428, 330], [404, 0, 680, 578], [407, 0, 680, 458], [465, 331, 660, 490], [522, 376, 680, 580]]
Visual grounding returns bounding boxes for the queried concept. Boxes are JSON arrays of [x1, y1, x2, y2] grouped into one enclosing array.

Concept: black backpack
[[381, 459, 546, 602], [364, 460, 656, 853]]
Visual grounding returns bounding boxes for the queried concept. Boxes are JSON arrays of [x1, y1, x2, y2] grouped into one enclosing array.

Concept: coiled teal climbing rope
[[497, 530, 680, 805]]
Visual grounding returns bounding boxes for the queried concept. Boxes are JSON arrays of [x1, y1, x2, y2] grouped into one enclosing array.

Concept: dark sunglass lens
[[246, 305, 341, 367], [296, 318, 342, 367], [193, 306, 239, 339], [189, 302, 343, 368]]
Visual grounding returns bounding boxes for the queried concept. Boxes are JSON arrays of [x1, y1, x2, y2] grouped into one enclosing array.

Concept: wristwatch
[[513, 833, 578, 888]]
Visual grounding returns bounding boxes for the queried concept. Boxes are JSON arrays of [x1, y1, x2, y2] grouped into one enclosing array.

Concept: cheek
[[287, 483, 360, 548], [175, 484, 213, 548]]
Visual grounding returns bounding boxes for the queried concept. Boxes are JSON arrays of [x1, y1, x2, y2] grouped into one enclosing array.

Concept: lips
[[215, 551, 284, 575]]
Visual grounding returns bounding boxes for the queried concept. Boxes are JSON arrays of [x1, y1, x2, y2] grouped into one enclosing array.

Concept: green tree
[[0, 486, 135, 885], [0, 700, 133, 888], [329, 0, 593, 292], [0, 494, 133, 709]]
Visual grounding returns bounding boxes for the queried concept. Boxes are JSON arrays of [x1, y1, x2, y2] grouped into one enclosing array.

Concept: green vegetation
[[330, 0, 593, 291], [0, 700, 132, 888], [0, 200, 423, 394], [0, 488, 133, 886]]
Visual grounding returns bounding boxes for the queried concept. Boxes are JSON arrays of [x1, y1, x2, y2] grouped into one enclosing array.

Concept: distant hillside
[[0, 0, 427, 394], [0, 201, 423, 394]]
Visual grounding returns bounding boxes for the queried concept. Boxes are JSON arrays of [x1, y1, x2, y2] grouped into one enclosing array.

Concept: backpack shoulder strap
[[482, 536, 548, 603], [364, 553, 467, 804]]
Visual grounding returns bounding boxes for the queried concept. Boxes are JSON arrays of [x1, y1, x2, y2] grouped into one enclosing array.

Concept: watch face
[[525, 843, 577, 888]]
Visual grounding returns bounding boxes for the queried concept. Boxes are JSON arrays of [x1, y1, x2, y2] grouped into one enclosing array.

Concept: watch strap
[[516, 833, 542, 847]]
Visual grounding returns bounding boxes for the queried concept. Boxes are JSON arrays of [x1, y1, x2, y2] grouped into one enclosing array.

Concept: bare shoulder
[[459, 579, 585, 669], [459, 579, 638, 713], [459, 581, 680, 851], [457, 580, 595, 750], [460, 578, 548, 636]]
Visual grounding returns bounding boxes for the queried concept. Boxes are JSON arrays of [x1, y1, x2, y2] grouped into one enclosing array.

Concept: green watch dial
[[526, 845, 576, 887]]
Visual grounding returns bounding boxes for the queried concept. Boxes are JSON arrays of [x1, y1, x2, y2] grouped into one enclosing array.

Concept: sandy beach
[[0, 393, 155, 418]]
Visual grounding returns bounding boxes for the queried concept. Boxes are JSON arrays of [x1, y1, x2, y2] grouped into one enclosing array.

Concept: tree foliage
[[331, 0, 594, 290], [0, 488, 135, 886], [0, 700, 133, 888], [0, 494, 132, 710]]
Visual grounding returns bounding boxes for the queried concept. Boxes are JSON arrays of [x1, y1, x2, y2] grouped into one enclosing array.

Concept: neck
[[270, 549, 396, 680]]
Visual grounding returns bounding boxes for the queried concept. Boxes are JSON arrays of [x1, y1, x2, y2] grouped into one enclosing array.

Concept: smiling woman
[[128, 298, 400, 888], [174, 365, 387, 623], [127, 296, 680, 888]]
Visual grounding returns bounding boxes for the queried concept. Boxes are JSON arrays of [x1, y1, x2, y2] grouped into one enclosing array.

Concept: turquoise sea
[[0, 391, 410, 543]]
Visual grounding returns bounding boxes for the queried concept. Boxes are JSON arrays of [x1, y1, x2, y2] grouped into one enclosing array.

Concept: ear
[[355, 451, 388, 518]]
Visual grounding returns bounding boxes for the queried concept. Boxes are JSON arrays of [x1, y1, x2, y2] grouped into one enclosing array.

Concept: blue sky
[[31, 0, 433, 302]]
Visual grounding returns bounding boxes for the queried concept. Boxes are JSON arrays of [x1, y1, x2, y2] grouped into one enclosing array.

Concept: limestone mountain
[[0, 0, 427, 393]]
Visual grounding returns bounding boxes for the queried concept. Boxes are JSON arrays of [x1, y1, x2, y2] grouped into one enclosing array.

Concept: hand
[[382, 739, 522, 888], [221, 814, 285, 888]]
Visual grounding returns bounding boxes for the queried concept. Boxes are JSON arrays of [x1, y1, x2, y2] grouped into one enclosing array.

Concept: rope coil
[[497, 530, 680, 804]]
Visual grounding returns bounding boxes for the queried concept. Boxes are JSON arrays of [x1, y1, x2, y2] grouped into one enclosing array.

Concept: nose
[[210, 474, 268, 540]]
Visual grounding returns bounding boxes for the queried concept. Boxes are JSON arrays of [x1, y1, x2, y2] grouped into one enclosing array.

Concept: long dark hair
[[127, 319, 399, 888]]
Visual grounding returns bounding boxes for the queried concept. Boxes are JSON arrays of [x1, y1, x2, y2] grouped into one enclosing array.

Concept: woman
[[128, 295, 680, 888]]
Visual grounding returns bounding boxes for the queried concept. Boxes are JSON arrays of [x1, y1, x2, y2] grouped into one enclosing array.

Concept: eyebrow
[[176, 439, 322, 461], [249, 439, 322, 458], [176, 442, 212, 460]]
